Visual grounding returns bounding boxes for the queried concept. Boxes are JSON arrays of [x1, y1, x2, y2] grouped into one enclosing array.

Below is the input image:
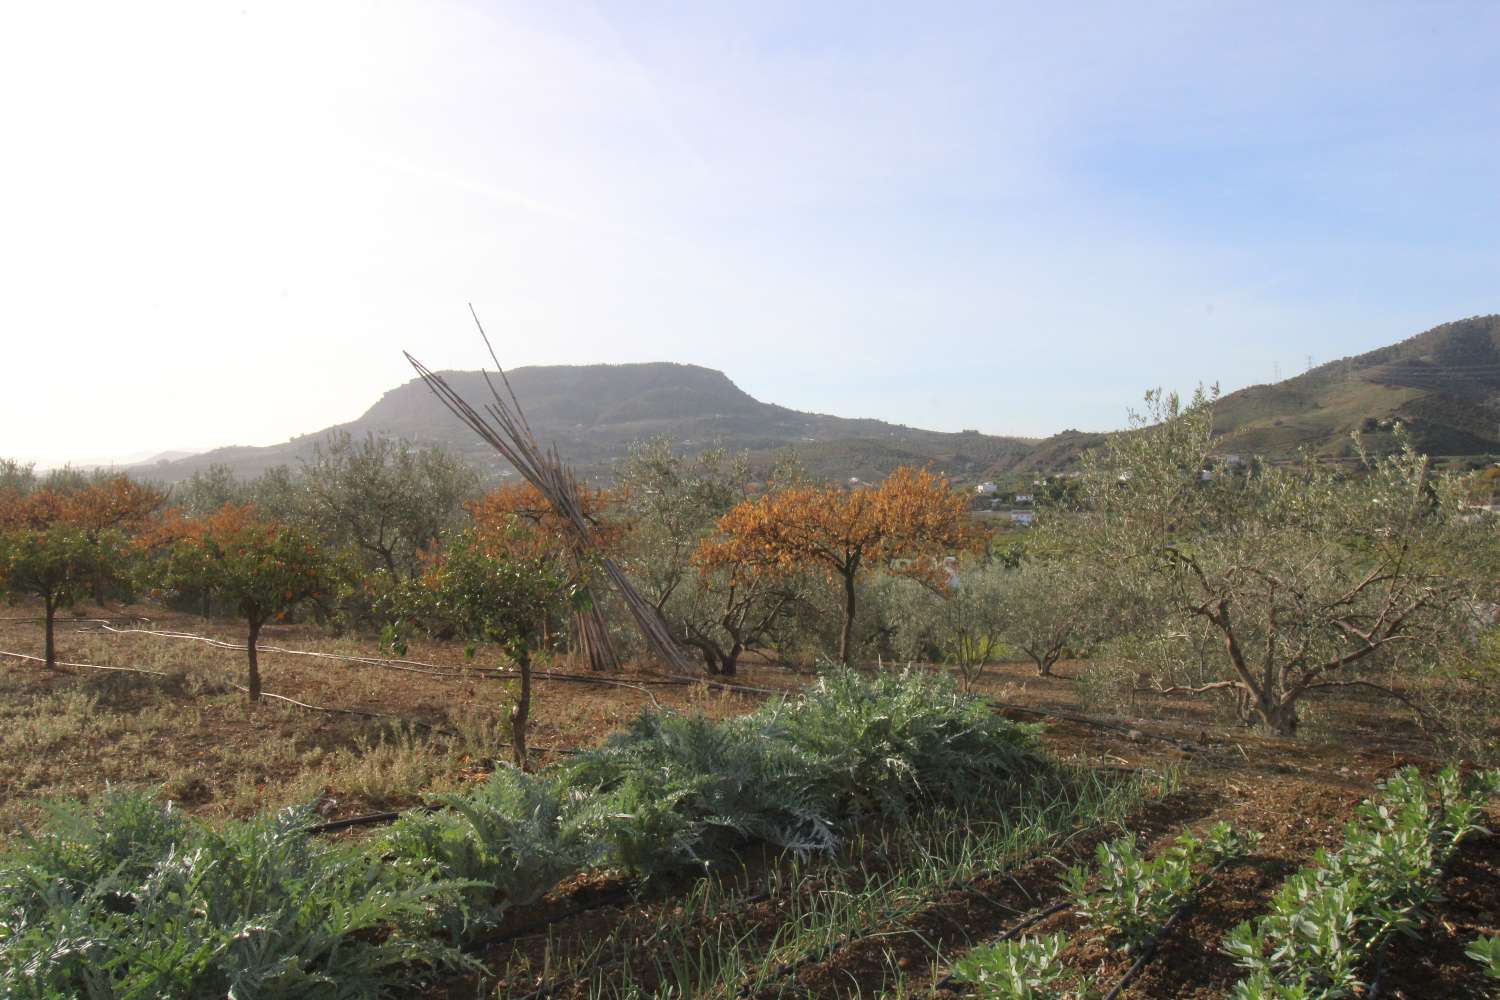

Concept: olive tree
[[881, 563, 1009, 690], [992, 558, 1115, 678], [617, 437, 751, 615], [1071, 387, 1478, 736], [302, 431, 478, 579]]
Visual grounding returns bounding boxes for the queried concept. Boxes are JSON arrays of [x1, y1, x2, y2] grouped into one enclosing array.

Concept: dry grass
[[0, 602, 793, 838], [0, 597, 1474, 842]]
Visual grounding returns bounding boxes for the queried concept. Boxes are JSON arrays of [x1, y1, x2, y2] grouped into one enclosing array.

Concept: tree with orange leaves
[[0, 477, 165, 666], [700, 467, 975, 665], [149, 504, 332, 701], [467, 481, 622, 670], [467, 481, 622, 559]]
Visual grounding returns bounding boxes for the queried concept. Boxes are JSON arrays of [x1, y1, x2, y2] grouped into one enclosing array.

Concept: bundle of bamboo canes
[[404, 309, 697, 673]]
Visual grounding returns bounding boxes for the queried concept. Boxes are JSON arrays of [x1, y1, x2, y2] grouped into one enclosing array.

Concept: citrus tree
[[0, 481, 152, 667], [0, 524, 122, 668], [384, 526, 576, 769], [703, 466, 975, 664], [151, 505, 332, 701]]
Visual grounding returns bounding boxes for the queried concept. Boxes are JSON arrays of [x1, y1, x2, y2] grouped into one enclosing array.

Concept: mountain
[[131, 315, 1500, 490], [983, 314, 1500, 475], [1210, 314, 1500, 461], [144, 363, 1040, 485]]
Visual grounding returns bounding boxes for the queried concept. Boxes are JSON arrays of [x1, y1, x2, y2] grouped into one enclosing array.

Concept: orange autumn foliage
[[0, 477, 164, 536], [698, 466, 977, 663], [466, 482, 623, 560]]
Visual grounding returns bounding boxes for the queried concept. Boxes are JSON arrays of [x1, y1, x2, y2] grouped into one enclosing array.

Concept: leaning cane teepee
[[404, 308, 698, 674]]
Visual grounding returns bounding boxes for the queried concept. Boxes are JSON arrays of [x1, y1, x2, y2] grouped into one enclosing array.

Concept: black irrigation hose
[[1364, 833, 1480, 1000], [471, 883, 641, 950], [985, 699, 1207, 753], [302, 806, 441, 836], [1098, 884, 1209, 1000]]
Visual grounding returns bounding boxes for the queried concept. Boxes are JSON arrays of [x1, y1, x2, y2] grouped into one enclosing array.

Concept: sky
[[3, 1, 1498, 466]]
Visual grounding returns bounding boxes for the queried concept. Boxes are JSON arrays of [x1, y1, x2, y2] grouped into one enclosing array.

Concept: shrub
[[566, 711, 837, 873], [761, 668, 1042, 819]]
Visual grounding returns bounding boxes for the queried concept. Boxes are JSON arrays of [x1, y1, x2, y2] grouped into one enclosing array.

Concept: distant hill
[[1210, 314, 1500, 461], [989, 315, 1500, 476], [132, 316, 1500, 490], [143, 363, 1041, 485]]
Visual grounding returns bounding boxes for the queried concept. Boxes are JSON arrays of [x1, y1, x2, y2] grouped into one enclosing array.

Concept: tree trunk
[[838, 570, 857, 666], [201, 590, 212, 620], [43, 594, 56, 670], [246, 617, 262, 702], [511, 646, 532, 771], [1250, 691, 1297, 736], [722, 642, 742, 677]]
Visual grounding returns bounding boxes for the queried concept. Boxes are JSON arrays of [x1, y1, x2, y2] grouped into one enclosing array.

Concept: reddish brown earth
[[1, 604, 1495, 997]]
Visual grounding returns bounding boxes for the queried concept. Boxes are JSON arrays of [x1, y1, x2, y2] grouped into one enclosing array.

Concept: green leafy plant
[[1224, 765, 1500, 999], [1067, 821, 1257, 952], [951, 933, 1084, 1000], [1467, 935, 1500, 980], [382, 767, 600, 928], [0, 790, 472, 999]]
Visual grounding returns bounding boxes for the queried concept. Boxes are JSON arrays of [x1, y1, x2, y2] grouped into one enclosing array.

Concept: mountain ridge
[[142, 361, 1042, 485], [131, 314, 1500, 487]]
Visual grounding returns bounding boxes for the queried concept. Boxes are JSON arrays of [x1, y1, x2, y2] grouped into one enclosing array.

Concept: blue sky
[[2, 1, 1498, 464]]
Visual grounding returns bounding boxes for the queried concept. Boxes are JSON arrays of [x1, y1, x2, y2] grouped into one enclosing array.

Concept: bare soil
[[1, 603, 1495, 997]]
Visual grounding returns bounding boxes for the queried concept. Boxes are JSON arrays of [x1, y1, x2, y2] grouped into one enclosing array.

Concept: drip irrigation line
[[86, 623, 482, 676], [0, 648, 170, 677], [1099, 895, 1197, 1000], [1, 644, 461, 735], [0, 615, 152, 624], [1094, 854, 1237, 1000], [301, 805, 443, 836], [1365, 834, 1475, 1000], [85, 622, 780, 703], [221, 682, 457, 733]]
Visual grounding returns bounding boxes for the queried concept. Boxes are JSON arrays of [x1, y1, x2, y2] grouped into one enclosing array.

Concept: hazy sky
[[4, 2, 1498, 466]]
